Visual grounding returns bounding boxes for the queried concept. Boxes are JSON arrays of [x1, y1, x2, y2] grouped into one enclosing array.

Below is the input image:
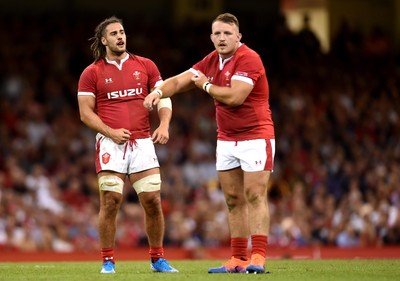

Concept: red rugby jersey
[[192, 44, 275, 141], [78, 53, 162, 139]]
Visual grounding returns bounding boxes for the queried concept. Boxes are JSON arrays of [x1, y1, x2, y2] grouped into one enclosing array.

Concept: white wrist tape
[[202, 82, 212, 94], [154, 89, 163, 98], [157, 97, 172, 111]]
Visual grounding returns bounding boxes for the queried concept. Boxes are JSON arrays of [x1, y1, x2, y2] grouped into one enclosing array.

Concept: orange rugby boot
[[245, 253, 266, 274], [208, 256, 250, 273]]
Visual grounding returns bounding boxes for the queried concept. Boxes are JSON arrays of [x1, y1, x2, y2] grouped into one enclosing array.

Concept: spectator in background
[[297, 13, 321, 59], [25, 164, 63, 215]]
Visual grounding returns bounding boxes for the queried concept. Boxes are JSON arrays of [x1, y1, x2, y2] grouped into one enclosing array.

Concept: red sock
[[101, 247, 115, 264], [251, 235, 268, 257], [149, 247, 164, 262], [231, 237, 248, 260]]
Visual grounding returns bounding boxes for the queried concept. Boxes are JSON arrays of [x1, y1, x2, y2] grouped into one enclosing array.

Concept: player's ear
[[101, 37, 107, 46], [237, 33, 242, 41]]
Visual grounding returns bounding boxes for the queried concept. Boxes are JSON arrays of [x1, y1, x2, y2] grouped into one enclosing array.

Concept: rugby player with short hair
[[144, 13, 275, 274]]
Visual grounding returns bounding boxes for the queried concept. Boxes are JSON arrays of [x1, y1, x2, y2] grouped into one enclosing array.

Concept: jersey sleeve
[[78, 65, 97, 97], [143, 58, 163, 89], [231, 52, 264, 86]]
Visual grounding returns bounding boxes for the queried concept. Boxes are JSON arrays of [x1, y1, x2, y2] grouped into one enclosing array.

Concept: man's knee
[[245, 189, 265, 205], [225, 193, 246, 211]]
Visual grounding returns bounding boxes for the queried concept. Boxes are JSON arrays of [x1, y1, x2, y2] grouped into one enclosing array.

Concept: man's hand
[[191, 70, 208, 90], [108, 128, 131, 144], [151, 125, 169, 144], [144, 91, 161, 111]]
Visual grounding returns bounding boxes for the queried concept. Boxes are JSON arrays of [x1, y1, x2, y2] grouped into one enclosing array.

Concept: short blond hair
[[212, 13, 239, 30]]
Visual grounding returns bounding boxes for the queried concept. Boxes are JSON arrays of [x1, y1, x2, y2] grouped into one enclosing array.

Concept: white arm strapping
[[157, 97, 172, 111]]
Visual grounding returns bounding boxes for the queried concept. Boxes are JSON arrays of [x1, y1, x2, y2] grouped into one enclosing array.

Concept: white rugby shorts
[[95, 134, 159, 174], [216, 139, 275, 172]]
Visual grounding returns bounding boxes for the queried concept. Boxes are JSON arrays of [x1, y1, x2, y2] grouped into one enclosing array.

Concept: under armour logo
[[255, 160, 262, 165], [105, 78, 113, 83]]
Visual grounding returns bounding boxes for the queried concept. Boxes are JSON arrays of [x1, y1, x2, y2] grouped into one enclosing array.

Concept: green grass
[[0, 260, 399, 281]]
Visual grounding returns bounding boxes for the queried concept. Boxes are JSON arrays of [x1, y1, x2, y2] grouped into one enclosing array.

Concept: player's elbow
[[221, 89, 247, 106], [225, 96, 245, 107], [79, 111, 91, 125], [230, 100, 245, 107], [79, 115, 88, 125]]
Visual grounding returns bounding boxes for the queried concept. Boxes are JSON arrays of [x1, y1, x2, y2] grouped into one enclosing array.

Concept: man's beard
[[110, 46, 126, 56]]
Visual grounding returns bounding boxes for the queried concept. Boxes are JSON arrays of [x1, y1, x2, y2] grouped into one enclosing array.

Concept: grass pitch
[[0, 259, 399, 281]]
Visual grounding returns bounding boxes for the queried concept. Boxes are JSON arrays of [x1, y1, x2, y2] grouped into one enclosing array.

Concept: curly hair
[[90, 16, 123, 61]]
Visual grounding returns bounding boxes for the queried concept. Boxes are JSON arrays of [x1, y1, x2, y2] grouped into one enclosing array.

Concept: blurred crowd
[[0, 13, 399, 254]]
